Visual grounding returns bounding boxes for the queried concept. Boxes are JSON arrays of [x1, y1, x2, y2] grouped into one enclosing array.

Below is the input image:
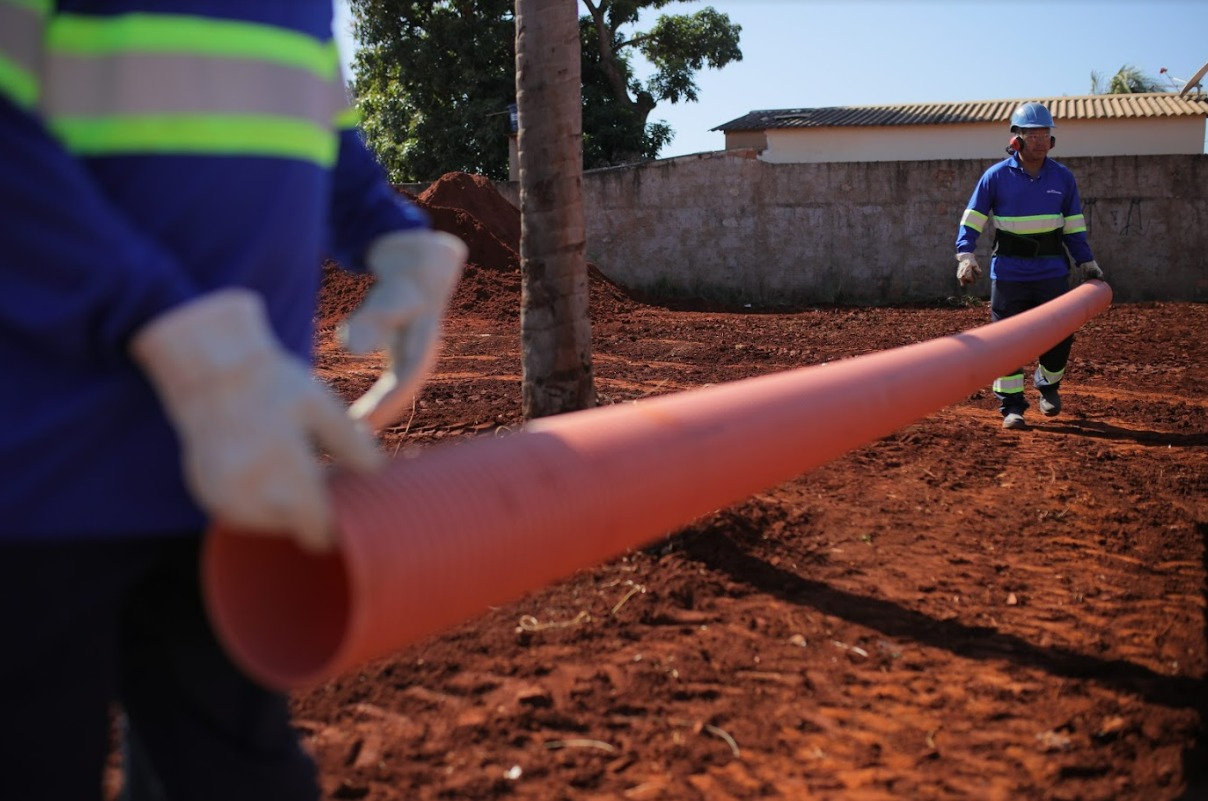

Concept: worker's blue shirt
[[0, 1, 428, 540], [955, 154, 1095, 282]]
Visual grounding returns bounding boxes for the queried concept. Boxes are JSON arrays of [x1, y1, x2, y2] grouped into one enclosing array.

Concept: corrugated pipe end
[[203, 527, 352, 690]]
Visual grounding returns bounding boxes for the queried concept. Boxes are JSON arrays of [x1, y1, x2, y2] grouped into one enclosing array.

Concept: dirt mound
[[419, 171, 521, 249], [317, 172, 637, 331]]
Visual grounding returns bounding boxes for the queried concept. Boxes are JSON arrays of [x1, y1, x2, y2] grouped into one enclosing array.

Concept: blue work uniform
[[0, 3, 428, 798], [0, 0, 429, 541], [955, 153, 1096, 415]]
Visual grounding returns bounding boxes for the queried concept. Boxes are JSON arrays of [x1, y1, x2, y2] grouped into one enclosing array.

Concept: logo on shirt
[[1047, 189, 1063, 195]]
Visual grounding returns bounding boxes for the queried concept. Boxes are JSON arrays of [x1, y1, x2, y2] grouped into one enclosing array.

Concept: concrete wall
[[497, 151, 1207, 305]]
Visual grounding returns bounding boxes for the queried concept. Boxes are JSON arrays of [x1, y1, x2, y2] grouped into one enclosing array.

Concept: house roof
[[712, 93, 1208, 132]]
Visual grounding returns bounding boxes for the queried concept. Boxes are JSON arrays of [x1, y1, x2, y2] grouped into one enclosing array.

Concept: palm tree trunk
[[515, 0, 596, 419]]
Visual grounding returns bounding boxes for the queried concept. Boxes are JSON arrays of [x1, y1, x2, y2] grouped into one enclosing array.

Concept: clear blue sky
[[333, 0, 1208, 157]]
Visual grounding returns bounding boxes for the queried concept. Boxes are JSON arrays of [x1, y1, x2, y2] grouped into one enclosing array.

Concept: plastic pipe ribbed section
[[203, 280, 1111, 690]]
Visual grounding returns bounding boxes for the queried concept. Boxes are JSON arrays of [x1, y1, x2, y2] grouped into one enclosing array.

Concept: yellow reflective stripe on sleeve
[[0, 0, 46, 109], [49, 14, 339, 80], [1063, 214, 1087, 235], [960, 208, 988, 232], [993, 374, 1026, 394], [334, 104, 360, 130], [0, 53, 37, 109], [39, 13, 344, 165], [992, 214, 1064, 235], [51, 114, 338, 167]]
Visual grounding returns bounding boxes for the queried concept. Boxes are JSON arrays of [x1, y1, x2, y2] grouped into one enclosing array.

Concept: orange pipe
[[204, 281, 1111, 690]]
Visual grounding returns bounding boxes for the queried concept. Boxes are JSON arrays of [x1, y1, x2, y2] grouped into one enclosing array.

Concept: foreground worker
[[0, 2, 466, 799], [953, 101, 1104, 430]]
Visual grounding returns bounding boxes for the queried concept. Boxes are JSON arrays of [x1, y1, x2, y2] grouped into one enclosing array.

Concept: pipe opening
[[203, 529, 352, 688]]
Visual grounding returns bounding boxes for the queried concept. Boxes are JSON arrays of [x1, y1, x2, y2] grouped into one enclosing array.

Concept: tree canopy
[[348, 0, 741, 182], [350, 0, 517, 183], [1090, 65, 1167, 94]]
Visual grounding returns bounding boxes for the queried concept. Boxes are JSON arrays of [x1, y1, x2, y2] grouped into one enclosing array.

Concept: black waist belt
[[993, 228, 1065, 258]]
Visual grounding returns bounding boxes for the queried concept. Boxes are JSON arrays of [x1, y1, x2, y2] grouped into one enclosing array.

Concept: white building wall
[[748, 118, 1206, 163]]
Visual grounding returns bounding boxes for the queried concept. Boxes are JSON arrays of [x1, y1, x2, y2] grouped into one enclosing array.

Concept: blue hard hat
[[1010, 102, 1055, 130]]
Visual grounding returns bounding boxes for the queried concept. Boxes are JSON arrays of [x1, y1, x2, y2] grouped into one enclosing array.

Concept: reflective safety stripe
[[47, 54, 342, 123], [993, 373, 1025, 394], [49, 14, 338, 79], [2, 0, 52, 11], [0, 0, 48, 109], [1035, 364, 1064, 386], [334, 104, 360, 131], [34, 13, 346, 165], [1063, 213, 1087, 235], [960, 208, 988, 232], [53, 114, 339, 164], [993, 214, 1065, 235], [331, 62, 357, 131]]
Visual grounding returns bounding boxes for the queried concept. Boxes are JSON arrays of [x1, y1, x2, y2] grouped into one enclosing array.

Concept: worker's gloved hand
[[342, 229, 467, 431], [1079, 260, 1104, 281], [955, 252, 982, 286], [131, 289, 385, 552]]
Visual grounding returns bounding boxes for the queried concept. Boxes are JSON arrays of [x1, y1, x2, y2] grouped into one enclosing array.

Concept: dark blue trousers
[[0, 536, 319, 801], [990, 275, 1074, 415]]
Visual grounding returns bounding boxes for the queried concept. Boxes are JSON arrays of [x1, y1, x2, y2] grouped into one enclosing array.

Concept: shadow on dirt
[[679, 524, 1202, 714], [1037, 419, 1208, 447], [1177, 520, 1208, 801]]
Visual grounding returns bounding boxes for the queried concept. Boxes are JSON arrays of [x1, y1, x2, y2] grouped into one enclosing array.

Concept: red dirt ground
[[295, 173, 1207, 799]]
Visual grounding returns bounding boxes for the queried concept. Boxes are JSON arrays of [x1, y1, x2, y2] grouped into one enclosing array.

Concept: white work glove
[[1079, 260, 1104, 281], [131, 289, 385, 552], [342, 229, 467, 431], [955, 252, 982, 286]]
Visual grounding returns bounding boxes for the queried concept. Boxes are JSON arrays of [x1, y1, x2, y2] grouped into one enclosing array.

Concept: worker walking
[[954, 101, 1105, 430], [0, 2, 465, 799]]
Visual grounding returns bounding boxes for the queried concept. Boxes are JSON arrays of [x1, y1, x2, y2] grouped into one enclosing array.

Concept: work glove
[[955, 252, 982, 286], [131, 289, 385, 552], [342, 229, 467, 431], [1078, 260, 1104, 281]]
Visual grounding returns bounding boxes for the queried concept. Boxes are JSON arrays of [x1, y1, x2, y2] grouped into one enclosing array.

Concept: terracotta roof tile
[[713, 93, 1208, 131]]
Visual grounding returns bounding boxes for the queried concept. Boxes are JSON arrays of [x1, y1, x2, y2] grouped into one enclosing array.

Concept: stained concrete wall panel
[[495, 153, 1206, 304]]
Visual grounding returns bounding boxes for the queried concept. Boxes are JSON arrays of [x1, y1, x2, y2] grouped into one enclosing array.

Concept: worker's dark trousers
[[0, 536, 320, 801], [990, 275, 1073, 415]]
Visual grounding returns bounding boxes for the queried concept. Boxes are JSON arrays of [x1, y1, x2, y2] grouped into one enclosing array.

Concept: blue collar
[[1009, 152, 1048, 176]]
